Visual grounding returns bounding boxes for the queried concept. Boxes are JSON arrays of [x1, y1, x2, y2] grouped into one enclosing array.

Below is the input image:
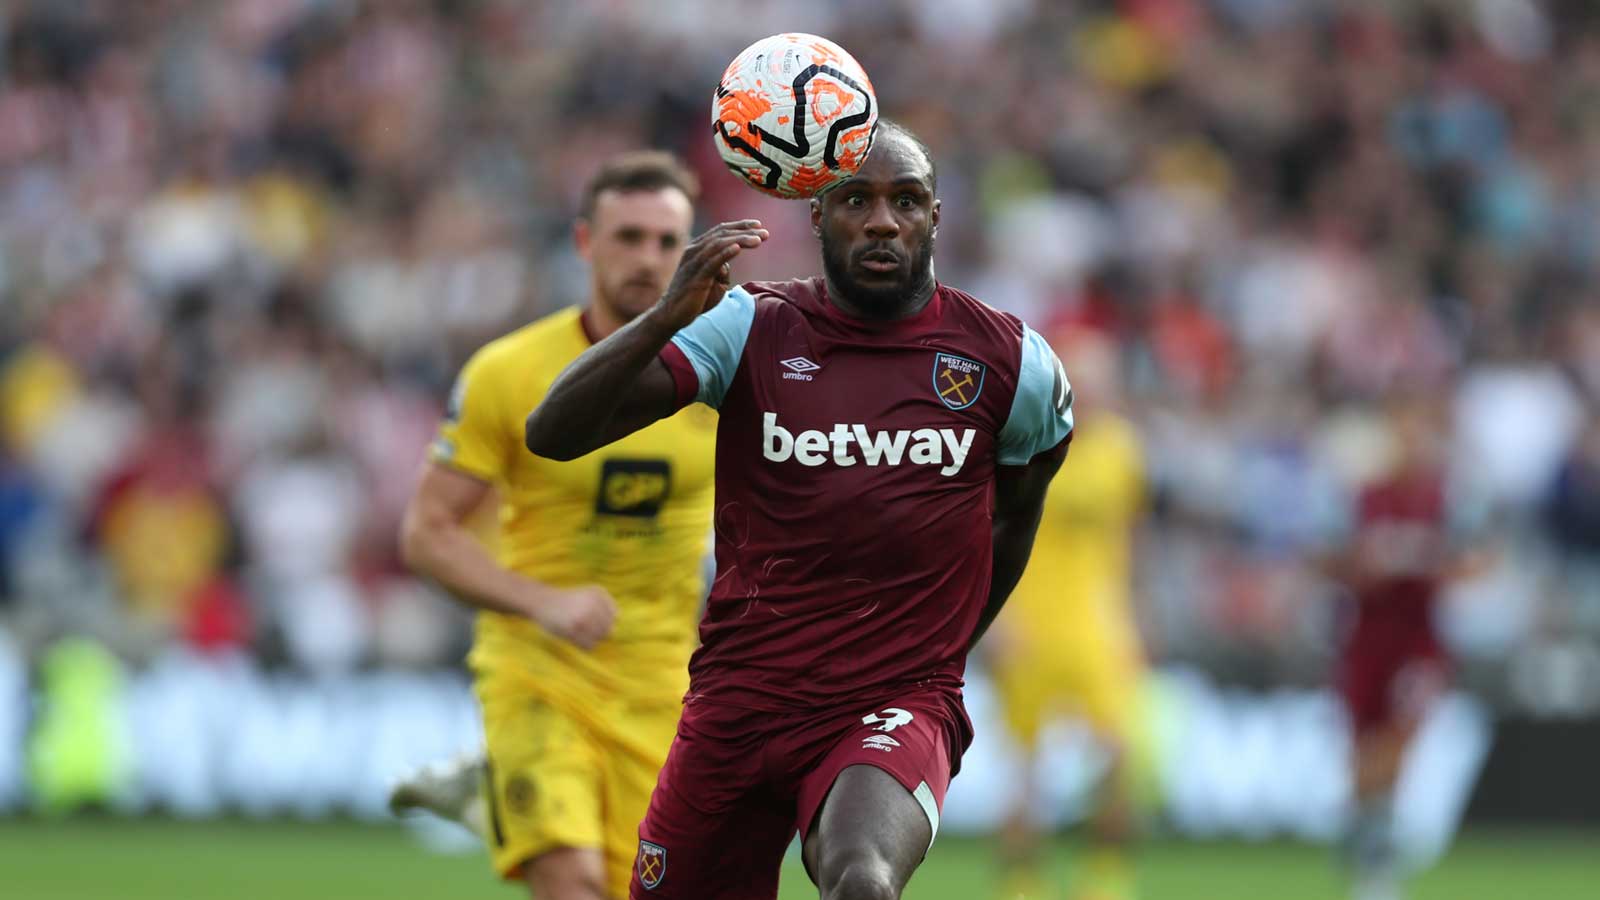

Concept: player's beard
[[596, 272, 664, 324], [821, 229, 936, 319]]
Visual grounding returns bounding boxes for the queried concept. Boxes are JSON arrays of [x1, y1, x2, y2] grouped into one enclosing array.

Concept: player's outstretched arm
[[968, 437, 1071, 651], [400, 462, 616, 649], [525, 220, 767, 460]]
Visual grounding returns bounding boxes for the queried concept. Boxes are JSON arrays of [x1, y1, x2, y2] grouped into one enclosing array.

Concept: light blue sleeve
[[997, 324, 1075, 465], [668, 285, 757, 408]]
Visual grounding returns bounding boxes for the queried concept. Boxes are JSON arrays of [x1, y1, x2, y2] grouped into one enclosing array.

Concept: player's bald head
[[866, 120, 937, 194]]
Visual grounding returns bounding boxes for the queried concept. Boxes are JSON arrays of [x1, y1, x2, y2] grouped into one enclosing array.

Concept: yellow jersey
[[1005, 411, 1144, 653], [430, 306, 717, 722]]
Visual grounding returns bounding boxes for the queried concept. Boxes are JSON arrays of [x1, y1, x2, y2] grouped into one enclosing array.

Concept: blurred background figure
[[989, 329, 1150, 900], [392, 151, 715, 900], [2, 1, 1598, 898], [1322, 392, 1490, 900]]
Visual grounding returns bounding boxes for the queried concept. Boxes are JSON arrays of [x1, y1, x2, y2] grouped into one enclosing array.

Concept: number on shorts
[[862, 708, 913, 732]]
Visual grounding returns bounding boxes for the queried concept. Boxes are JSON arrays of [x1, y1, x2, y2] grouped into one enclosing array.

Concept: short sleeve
[[429, 350, 512, 483], [997, 324, 1075, 465], [661, 286, 757, 409]]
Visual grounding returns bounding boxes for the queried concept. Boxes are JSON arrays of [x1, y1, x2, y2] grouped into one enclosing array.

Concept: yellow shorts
[[477, 682, 679, 897], [992, 646, 1142, 750]]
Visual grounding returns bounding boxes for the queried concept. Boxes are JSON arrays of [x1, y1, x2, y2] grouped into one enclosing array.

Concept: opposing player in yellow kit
[[394, 152, 715, 900], [988, 330, 1149, 900]]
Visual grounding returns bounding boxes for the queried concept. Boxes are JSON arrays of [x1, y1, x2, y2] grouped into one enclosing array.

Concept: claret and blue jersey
[[657, 277, 1073, 714]]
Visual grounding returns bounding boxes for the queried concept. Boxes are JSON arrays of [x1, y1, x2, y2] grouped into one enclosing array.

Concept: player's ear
[[930, 198, 940, 238], [574, 218, 593, 261], [810, 198, 823, 238]]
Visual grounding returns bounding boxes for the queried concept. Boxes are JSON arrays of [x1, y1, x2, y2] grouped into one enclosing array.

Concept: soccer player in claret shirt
[[1325, 393, 1488, 900], [525, 121, 1075, 900]]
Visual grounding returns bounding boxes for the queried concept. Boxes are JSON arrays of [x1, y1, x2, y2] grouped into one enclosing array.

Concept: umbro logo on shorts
[[862, 734, 900, 752]]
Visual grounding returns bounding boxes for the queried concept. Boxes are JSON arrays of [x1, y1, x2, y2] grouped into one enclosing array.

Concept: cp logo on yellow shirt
[[597, 459, 672, 518]]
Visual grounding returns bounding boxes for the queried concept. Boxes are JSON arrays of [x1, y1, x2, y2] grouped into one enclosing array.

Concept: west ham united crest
[[637, 840, 667, 890], [933, 352, 986, 410]]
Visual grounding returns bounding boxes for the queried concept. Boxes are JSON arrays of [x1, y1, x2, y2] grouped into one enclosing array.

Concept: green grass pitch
[[0, 818, 1593, 899]]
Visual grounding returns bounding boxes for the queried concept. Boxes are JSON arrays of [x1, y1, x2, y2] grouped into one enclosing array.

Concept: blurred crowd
[[1, 0, 1598, 714]]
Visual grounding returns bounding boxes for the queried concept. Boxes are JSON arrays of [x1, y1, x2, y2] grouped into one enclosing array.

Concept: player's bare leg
[[1345, 665, 1442, 900], [996, 756, 1056, 900], [803, 765, 933, 900], [524, 847, 609, 900], [389, 754, 490, 841], [1076, 736, 1135, 900], [1346, 671, 1439, 900], [1346, 720, 1416, 900], [1347, 727, 1406, 900]]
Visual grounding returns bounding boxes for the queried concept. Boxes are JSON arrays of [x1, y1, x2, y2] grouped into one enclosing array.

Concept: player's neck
[[823, 275, 937, 322]]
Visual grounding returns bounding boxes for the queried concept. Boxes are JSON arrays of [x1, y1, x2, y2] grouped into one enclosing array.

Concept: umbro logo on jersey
[[862, 734, 900, 752], [780, 357, 820, 381]]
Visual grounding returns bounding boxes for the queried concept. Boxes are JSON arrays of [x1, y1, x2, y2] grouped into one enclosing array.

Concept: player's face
[[812, 134, 940, 317], [577, 187, 694, 322], [1389, 396, 1442, 470]]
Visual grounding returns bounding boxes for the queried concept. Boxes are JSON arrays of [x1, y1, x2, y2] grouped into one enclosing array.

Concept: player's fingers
[[694, 222, 767, 250], [702, 231, 765, 256], [683, 237, 747, 276], [679, 242, 742, 285], [706, 238, 755, 267]]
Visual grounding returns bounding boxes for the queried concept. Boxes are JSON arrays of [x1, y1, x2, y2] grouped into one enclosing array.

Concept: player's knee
[[819, 856, 900, 900], [524, 875, 607, 900], [522, 848, 608, 900]]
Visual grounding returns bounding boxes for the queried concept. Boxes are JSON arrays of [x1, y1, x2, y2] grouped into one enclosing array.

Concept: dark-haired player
[[525, 122, 1075, 900]]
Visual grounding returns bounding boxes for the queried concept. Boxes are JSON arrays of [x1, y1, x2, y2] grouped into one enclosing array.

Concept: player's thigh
[[481, 694, 606, 881], [797, 702, 954, 894], [802, 765, 932, 898], [629, 711, 792, 899]]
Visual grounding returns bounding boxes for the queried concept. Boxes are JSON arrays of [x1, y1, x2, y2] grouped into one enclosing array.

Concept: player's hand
[[528, 584, 618, 650], [655, 220, 768, 329]]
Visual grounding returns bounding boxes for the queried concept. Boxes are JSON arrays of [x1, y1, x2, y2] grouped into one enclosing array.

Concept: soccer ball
[[712, 33, 878, 199]]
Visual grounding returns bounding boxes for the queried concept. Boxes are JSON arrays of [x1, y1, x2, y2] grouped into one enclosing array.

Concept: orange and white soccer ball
[[712, 33, 877, 199]]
